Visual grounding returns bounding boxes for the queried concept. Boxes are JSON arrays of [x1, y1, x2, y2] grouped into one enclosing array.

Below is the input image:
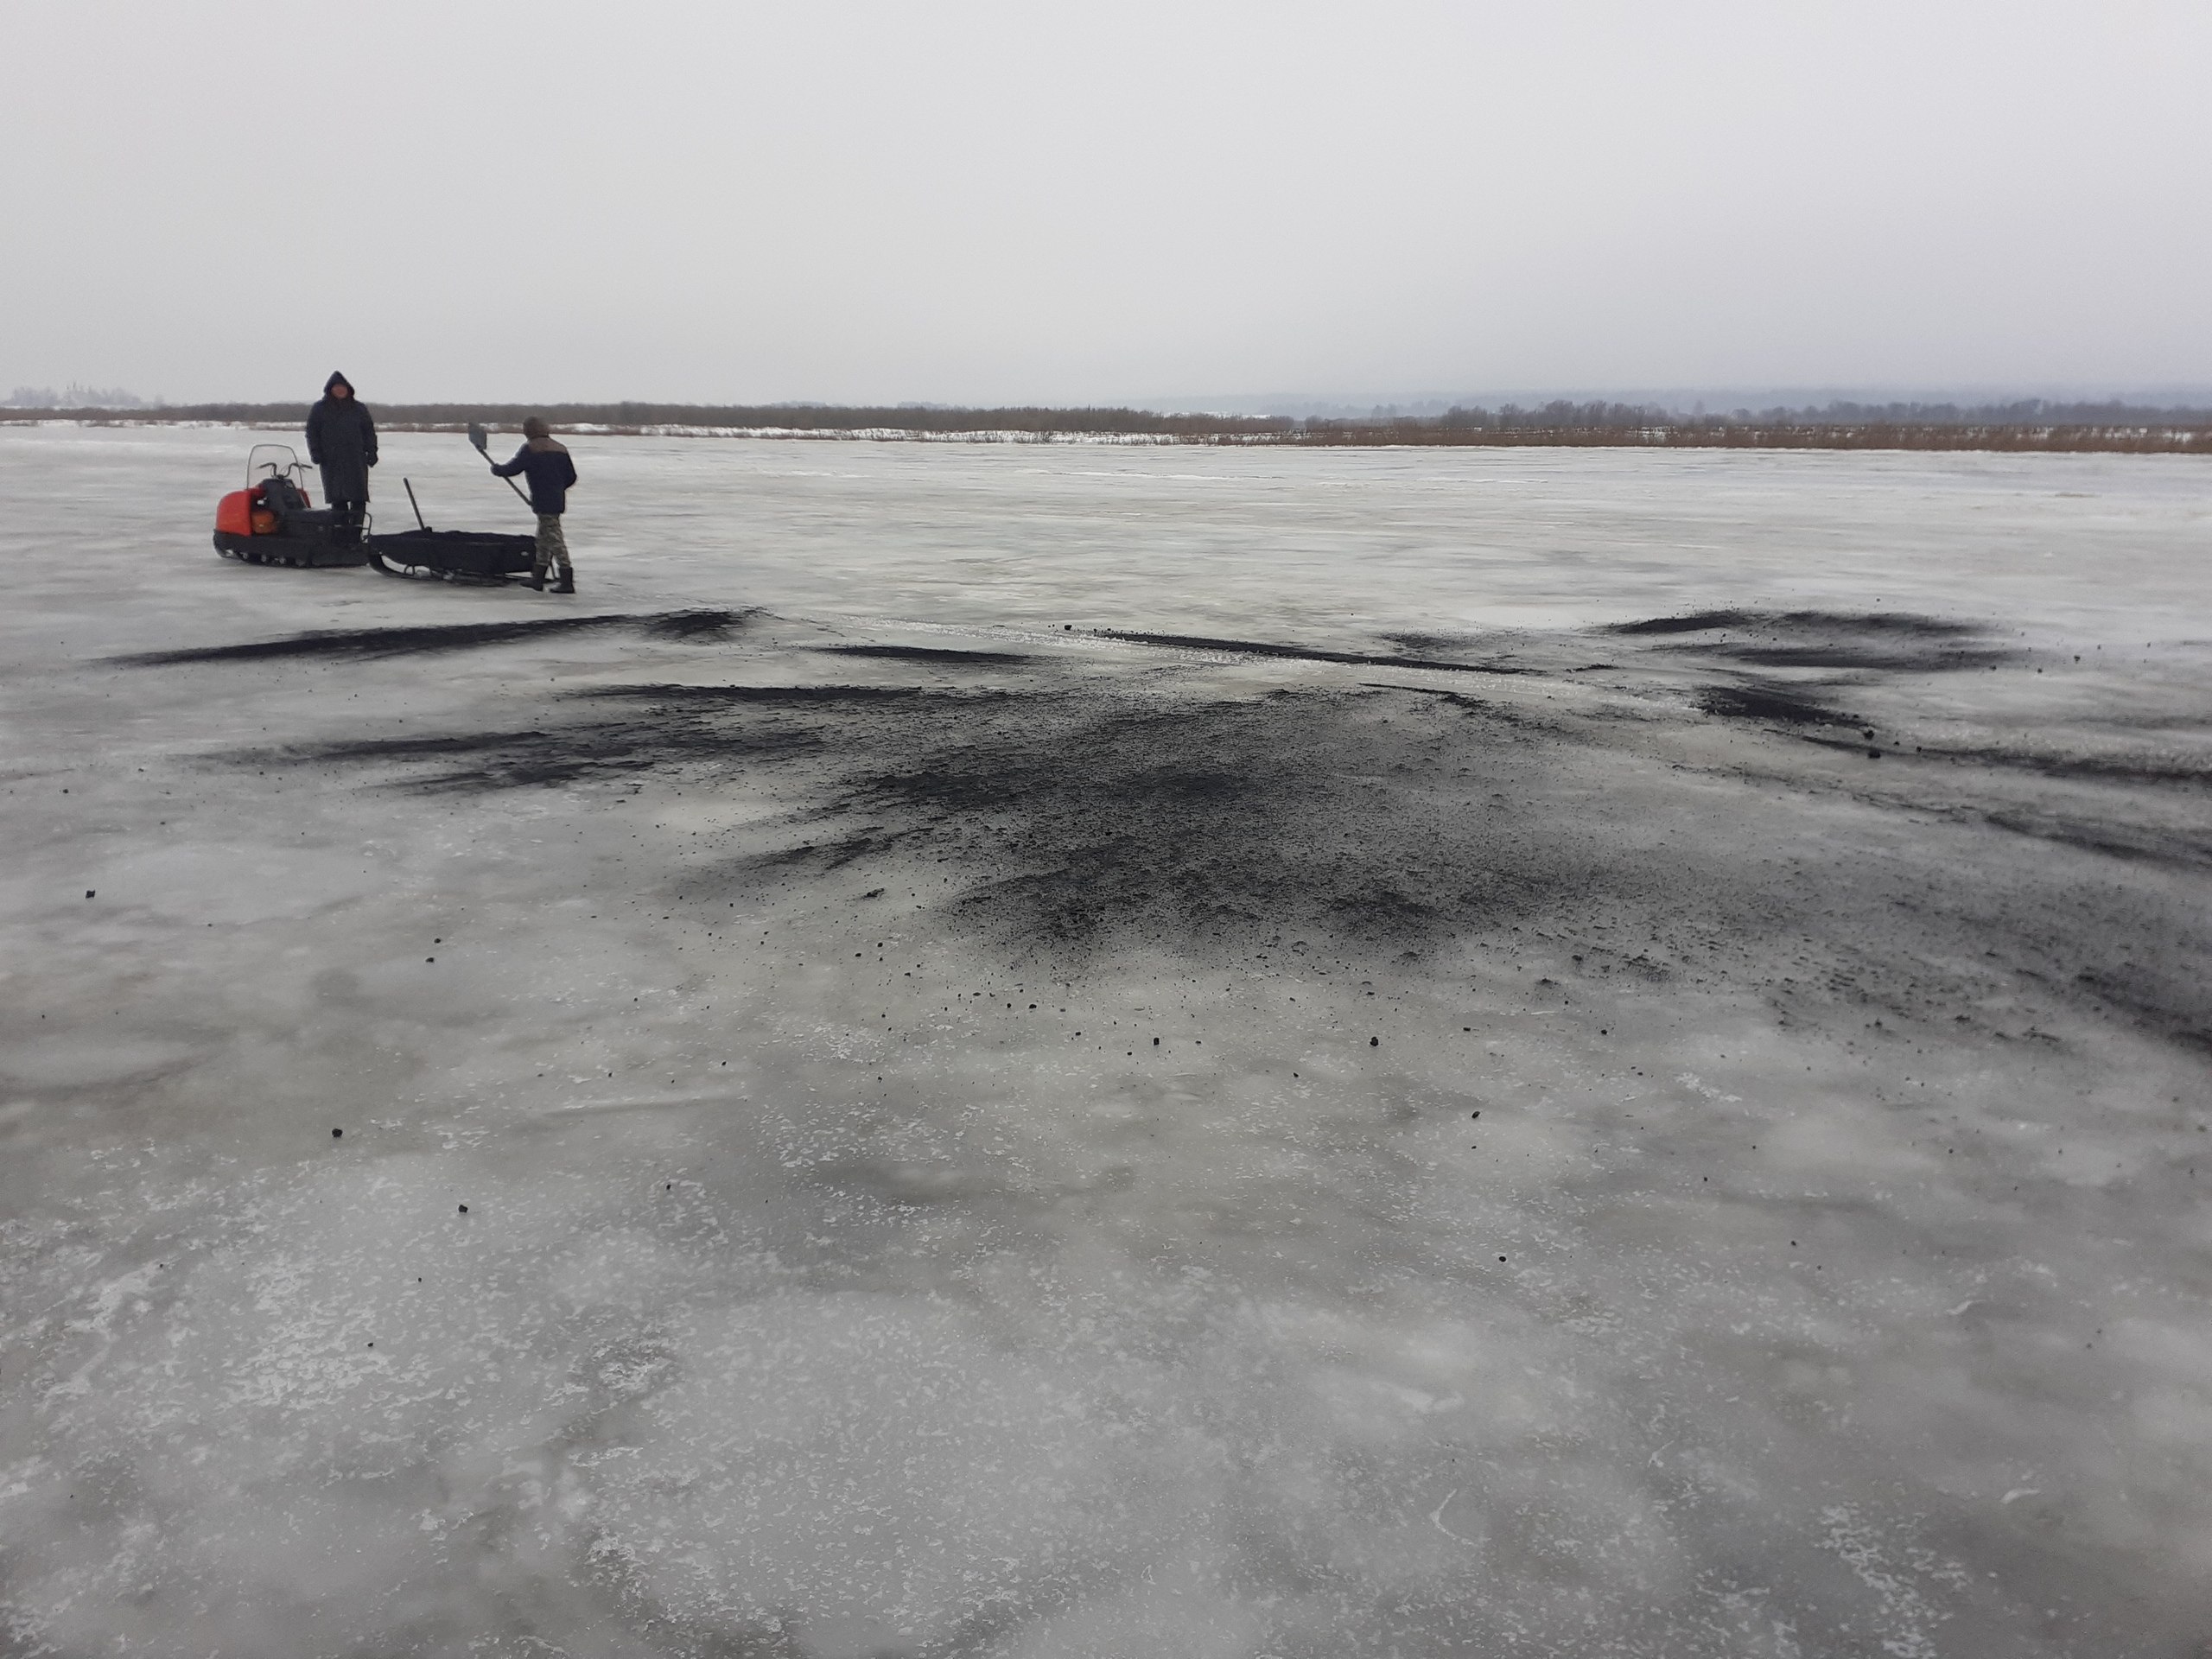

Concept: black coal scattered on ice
[[3, 427, 2209, 1659]]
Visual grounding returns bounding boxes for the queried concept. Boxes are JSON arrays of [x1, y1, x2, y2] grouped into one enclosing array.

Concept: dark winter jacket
[[304, 372, 377, 504], [493, 440, 578, 515]]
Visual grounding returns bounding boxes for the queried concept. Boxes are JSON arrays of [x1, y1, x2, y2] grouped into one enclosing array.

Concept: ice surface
[[1, 426, 2209, 1656]]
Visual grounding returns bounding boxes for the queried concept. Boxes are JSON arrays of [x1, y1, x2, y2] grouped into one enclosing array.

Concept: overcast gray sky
[[4, 1, 2207, 408]]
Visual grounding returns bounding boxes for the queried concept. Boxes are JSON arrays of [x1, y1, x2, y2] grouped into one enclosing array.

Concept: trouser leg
[[536, 513, 572, 580], [332, 499, 365, 542]]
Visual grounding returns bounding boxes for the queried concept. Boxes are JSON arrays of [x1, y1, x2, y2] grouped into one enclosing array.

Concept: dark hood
[[322, 372, 354, 399]]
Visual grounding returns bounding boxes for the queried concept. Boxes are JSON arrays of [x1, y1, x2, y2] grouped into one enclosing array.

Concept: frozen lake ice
[[2, 425, 2209, 1656]]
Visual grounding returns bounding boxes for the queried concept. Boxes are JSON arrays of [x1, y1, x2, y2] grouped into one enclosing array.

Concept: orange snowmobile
[[211, 444, 367, 568]]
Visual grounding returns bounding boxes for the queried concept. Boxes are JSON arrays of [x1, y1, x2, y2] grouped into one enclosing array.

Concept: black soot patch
[[279, 662, 2212, 1052], [640, 609, 758, 640], [829, 689, 1624, 958], [1606, 609, 2014, 673], [1699, 683, 1858, 726], [1608, 608, 1772, 636], [117, 610, 753, 665], [295, 677, 1681, 962]]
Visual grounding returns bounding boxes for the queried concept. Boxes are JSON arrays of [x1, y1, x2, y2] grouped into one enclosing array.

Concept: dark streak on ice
[[1608, 607, 1980, 638], [1096, 629, 1533, 674], [1922, 747, 2212, 790], [1609, 607, 2019, 672], [1601, 610, 2017, 677], [112, 609, 753, 664], [818, 645, 1037, 664]]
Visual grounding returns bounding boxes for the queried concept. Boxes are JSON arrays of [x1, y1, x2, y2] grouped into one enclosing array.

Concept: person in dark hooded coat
[[304, 372, 377, 536]]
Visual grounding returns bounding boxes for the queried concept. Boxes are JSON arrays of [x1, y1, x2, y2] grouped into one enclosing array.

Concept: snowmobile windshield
[[247, 444, 307, 486]]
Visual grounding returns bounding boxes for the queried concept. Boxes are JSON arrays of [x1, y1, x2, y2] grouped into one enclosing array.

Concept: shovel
[[469, 423, 533, 506]]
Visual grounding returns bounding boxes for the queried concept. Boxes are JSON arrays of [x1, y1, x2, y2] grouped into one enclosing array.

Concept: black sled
[[365, 479, 539, 584]]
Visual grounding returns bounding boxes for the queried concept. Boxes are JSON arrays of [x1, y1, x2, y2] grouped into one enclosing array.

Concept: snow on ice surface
[[1, 425, 2209, 1656]]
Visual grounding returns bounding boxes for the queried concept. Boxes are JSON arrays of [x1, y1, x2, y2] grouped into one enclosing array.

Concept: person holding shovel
[[304, 371, 376, 539], [490, 417, 579, 592]]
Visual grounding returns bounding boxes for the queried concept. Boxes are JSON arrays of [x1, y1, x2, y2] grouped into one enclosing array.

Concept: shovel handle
[[469, 429, 534, 506]]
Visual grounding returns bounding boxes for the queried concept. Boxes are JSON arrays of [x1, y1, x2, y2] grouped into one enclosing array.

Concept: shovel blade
[[467, 423, 490, 454]]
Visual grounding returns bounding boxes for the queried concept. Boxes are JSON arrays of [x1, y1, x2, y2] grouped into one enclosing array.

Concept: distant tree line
[[5, 383, 156, 409], [1290, 398, 2212, 452], [1427, 397, 2212, 430], [5, 395, 2209, 453]]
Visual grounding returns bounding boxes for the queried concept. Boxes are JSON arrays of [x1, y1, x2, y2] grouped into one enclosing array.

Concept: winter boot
[[528, 565, 545, 591], [552, 575, 575, 594]]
